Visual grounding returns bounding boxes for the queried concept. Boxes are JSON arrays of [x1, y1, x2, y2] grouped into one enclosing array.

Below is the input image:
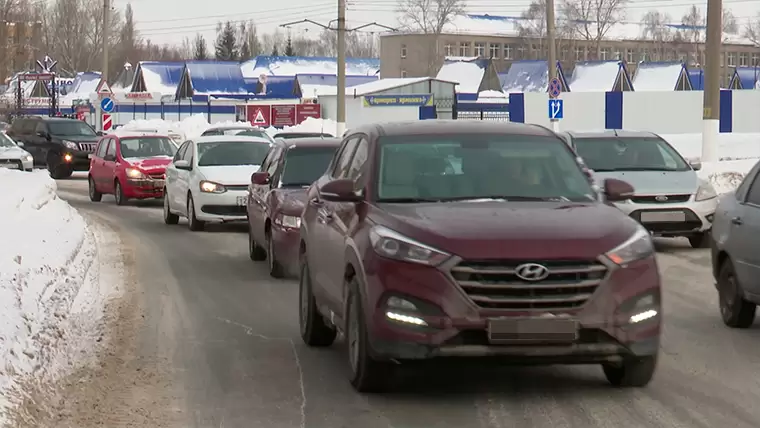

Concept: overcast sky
[[114, 0, 760, 47]]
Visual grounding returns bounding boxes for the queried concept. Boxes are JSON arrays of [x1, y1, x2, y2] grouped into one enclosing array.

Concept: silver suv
[[561, 130, 717, 248]]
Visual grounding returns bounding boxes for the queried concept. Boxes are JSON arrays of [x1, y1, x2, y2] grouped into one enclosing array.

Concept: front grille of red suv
[[449, 260, 607, 310]]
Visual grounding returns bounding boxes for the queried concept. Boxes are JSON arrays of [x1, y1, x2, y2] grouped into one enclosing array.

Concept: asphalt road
[[56, 174, 760, 428]]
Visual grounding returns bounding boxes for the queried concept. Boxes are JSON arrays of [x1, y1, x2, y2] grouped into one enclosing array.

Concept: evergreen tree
[[271, 45, 279, 56], [214, 21, 239, 61], [193, 34, 208, 60], [284, 35, 294, 56]]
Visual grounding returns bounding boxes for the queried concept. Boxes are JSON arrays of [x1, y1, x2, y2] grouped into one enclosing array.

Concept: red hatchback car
[[88, 133, 177, 205], [247, 137, 342, 278]]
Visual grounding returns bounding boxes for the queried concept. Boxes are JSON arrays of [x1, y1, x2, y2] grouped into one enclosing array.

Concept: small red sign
[[296, 104, 321, 124], [102, 114, 112, 130], [247, 105, 271, 127], [271, 105, 296, 127]]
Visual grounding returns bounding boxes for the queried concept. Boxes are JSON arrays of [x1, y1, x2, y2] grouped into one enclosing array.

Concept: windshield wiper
[[378, 198, 443, 203], [611, 167, 681, 171]]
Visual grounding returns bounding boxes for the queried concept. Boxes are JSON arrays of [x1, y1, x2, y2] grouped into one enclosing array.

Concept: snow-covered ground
[[0, 170, 122, 423]]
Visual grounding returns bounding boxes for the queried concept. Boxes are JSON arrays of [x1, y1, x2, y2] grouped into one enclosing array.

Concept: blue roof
[[240, 56, 380, 77], [498, 72, 509, 88], [729, 67, 760, 89], [176, 61, 248, 98], [131, 61, 184, 93], [240, 76, 300, 98], [501, 60, 568, 93]]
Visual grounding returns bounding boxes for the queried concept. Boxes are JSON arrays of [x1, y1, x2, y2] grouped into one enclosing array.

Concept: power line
[[135, 2, 334, 25]]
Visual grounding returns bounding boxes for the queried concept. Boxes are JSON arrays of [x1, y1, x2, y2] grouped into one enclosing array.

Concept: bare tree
[[318, 29, 378, 58], [722, 10, 738, 34], [560, 0, 628, 59], [675, 5, 704, 63], [396, 0, 465, 75], [517, 0, 547, 59], [743, 13, 760, 46], [640, 10, 673, 62]]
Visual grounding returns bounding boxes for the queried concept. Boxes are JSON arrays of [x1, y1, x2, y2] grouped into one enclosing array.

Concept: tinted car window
[[280, 146, 338, 187], [19, 119, 36, 133], [105, 139, 116, 157], [745, 173, 760, 205], [333, 138, 358, 178], [174, 142, 189, 162], [572, 137, 689, 172], [265, 148, 282, 176], [95, 139, 109, 157], [119, 137, 177, 158], [347, 137, 369, 186], [376, 135, 595, 202], [197, 141, 271, 167], [48, 120, 96, 137]]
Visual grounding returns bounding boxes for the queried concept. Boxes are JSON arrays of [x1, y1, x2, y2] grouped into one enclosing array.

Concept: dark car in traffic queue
[[247, 137, 342, 278], [273, 131, 334, 140], [6, 116, 103, 178], [297, 120, 662, 392]]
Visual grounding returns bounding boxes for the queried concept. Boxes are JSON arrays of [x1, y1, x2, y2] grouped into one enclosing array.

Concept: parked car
[[7, 116, 103, 179], [0, 131, 33, 171], [273, 131, 333, 140], [247, 137, 342, 278], [298, 120, 660, 392], [233, 129, 275, 143], [163, 136, 272, 230], [88, 133, 177, 205], [202, 124, 273, 141], [562, 130, 716, 248], [711, 159, 760, 328]]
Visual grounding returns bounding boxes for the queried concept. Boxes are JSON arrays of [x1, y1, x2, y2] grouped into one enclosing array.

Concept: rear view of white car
[[162, 136, 272, 231]]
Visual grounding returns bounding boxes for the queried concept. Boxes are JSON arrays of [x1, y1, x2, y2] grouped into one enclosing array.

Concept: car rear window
[[197, 141, 271, 166], [376, 135, 595, 202], [572, 137, 690, 172], [280, 146, 338, 187], [119, 137, 177, 159]]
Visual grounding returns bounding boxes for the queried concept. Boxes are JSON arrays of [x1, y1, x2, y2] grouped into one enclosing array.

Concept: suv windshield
[[0, 133, 17, 147], [119, 137, 176, 158], [573, 137, 690, 172], [376, 135, 595, 202], [280, 146, 338, 187], [48, 121, 96, 136], [197, 141, 271, 167]]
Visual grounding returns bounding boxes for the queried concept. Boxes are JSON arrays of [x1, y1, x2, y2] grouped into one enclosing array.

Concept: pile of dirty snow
[[0, 170, 114, 421], [265, 117, 339, 137]]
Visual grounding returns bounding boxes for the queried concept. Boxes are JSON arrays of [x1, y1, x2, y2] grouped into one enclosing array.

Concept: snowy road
[[52, 176, 760, 428]]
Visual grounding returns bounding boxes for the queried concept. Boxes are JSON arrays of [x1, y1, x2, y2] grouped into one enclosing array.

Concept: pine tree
[[214, 21, 239, 61], [271, 45, 279, 56], [284, 35, 294, 56], [193, 34, 208, 60]]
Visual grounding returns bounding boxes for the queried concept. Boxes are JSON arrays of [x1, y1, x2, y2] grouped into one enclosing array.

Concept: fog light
[[386, 311, 427, 326], [63, 154, 72, 162], [385, 296, 427, 326], [629, 309, 658, 324], [706, 214, 714, 222]]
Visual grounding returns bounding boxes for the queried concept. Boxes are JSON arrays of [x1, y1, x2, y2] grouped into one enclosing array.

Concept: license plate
[[152, 180, 165, 188], [640, 211, 685, 222], [0, 163, 18, 169], [236, 196, 248, 206], [487, 317, 578, 344]]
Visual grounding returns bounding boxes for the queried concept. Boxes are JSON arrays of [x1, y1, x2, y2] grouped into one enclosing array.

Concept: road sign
[[102, 114, 112, 131], [248, 105, 271, 127], [100, 97, 114, 112], [96, 80, 112, 95], [549, 99, 564, 120], [548, 78, 562, 98]]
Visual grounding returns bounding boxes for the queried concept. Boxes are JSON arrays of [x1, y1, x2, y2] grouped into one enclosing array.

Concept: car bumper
[[271, 224, 301, 275], [363, 256, 661, 363], [0, 158, 33, 171], [61, 150, 91, 170], [124, 178, 165, 199], [194, 190, 248, 221], [615, 198, 717, 236]]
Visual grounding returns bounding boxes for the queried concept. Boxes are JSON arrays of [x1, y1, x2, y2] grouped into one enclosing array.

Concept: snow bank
[[266, 117, 338, 137], [0, 170, 115, 421]]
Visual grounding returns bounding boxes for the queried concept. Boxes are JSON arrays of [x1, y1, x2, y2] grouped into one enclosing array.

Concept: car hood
[[374, 201, 640, 260], [593, 170, 698, 195], [56, 135, 99, 142], [197, 165, 260, 185], [125, 156, 173, 172], [0, 146, 29, 159], [276, 188, 308, 215]]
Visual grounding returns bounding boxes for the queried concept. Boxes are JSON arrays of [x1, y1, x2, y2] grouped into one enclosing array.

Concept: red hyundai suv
[[89, 134, 177, 205], [298, 121, 661, 392], [247, 137, 342, 278]]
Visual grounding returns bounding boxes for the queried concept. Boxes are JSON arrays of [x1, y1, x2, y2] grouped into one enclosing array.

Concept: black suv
[[7, 116, 102, 179]]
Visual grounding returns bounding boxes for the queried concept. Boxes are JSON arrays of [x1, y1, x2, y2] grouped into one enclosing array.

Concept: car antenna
[[320, 120, 324, 139]]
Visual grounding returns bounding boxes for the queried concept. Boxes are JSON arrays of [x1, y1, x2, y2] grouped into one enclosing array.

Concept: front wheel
[[163, 189, 179, 225], [47, 153, 72, 179], [114, 180, 127, 206], [718, 260, 756, 328], [267, 232, 285, 278], [299, 258, 337, 347], [187, 194, 205, 231], [688, 231, 710, 248], [602, 355, 657, 387], [247, 220, 266, 261], [88, 176, 102, 202]]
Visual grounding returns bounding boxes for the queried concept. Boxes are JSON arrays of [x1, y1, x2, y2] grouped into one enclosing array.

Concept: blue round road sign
[[100, 97, 114, 112], [548, 78, 562, 98]]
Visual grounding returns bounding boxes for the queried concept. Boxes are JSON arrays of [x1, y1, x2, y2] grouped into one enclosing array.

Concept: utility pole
[[546, 0, 559, 132], [337, 0, 346, 137], [702, 0, 721, 162], [102, 0, 109, 81]]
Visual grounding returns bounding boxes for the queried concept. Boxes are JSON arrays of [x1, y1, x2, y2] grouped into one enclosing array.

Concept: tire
[[602, 355, 658, 387], [267, 231, 285, 278], [114, 180, 127, 205], [88, 176, 102, 202], [717, 260, 756, 328], [299, 258, 336, 347], [162, 189, 179, 225], [47, 153, 72, 179], [186, 193, 205, 231], [688, 232, 710, 248], [247, 220, 266, 261], [346, 280, 394, 393]]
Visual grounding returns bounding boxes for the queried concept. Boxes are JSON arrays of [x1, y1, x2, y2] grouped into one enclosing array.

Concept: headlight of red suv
[[605, 227, 654, 266], [369, 225, 450, 266]]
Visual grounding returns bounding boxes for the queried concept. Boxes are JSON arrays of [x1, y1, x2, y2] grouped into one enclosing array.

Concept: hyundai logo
[[515, 263, 550, 281], [654, 195, 668, 202]]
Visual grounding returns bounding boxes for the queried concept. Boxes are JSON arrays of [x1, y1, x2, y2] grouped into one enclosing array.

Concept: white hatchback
[[162, 135, 272, 231]]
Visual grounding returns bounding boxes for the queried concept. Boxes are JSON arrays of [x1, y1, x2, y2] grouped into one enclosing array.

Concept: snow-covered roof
[[112, 67, 136, 92], [729, 67, 760, 89], [296, 74, 379, 97], [240, 56, 380, 78], [176, 61, 249, 98], [501, 60, 569, 93], [632, 62, 691, 91], [386, 13, 753, 46], [436, 58, 502, 94], [319, 77, 456, 97], [568, 61, 633, 92], [131, 61, 184, 95], [476, 90, 509, 104]]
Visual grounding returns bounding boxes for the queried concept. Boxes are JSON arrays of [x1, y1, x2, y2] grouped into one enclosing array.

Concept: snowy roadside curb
[[0, 170, 122, 423]]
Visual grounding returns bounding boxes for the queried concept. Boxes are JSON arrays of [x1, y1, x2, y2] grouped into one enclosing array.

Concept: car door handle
[[309, 199, 323, 207], [317, 209, 333, 224], [731, 217, 743, 225]]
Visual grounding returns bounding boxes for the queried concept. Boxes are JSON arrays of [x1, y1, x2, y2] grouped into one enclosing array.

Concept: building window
[[459, 42, 470, 57], [489, 43, 499, 59], [401, 44, 407, 59], [400, 69, 407, 78], [574, 46, 584, 60], [639, 49, 648, 62], [474, 42, 485, 57], [444, 43, 453, 56], [752, 53, 759, 66], [600, 47, 610, 60], [720, 52, 724, 66], [503, 44, 513, 59], [613, 49, 621, 60], [727, 52, 736, 66], [517, 45, 526, 59], [626, 49, 634, 63], [739, 52, 748, 66]]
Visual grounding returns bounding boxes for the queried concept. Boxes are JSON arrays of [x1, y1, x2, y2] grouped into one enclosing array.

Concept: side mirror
[[603, 178, 635, 202], [690, 161, 702, 171], [320, 178, 361, 202], [174, 159, 191, 170], [251, 171, 270, 185], [15, 141, 24, 147], [96, 131, 104, 136], [36, 131, 49, 139]]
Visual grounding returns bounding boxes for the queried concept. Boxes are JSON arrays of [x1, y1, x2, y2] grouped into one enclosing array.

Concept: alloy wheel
[[348, 297, 360, 374], [720, 272, 738, 318]]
